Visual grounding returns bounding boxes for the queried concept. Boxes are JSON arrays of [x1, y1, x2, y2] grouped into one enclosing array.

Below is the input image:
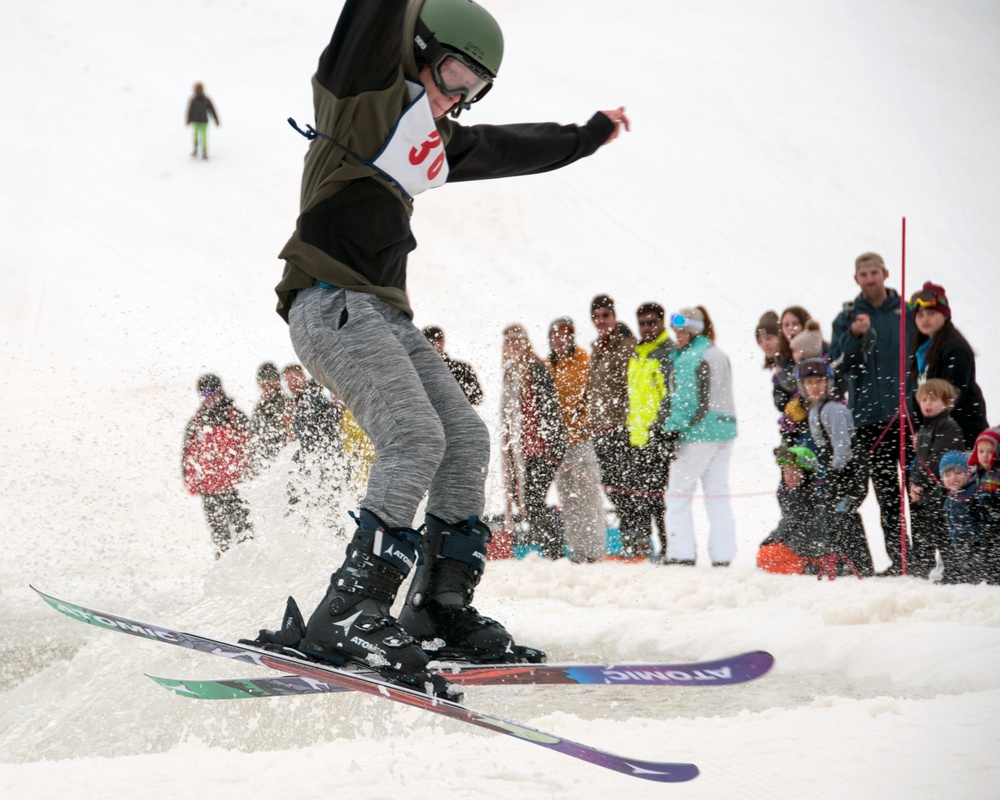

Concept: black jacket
[[909, 411, 965, 490], [275, 0, 613, 321], [909, 334, 988, 448]]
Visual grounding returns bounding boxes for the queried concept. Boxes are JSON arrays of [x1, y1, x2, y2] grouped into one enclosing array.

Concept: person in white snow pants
[[661, 306, 739, 567]]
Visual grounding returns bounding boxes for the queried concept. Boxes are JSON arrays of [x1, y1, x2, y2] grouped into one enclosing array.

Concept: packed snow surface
[[2, 0, 999, 798]]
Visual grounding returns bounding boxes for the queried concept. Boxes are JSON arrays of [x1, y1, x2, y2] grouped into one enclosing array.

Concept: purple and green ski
[[33, 585, 717, 783], [148, 650, 773, 700]]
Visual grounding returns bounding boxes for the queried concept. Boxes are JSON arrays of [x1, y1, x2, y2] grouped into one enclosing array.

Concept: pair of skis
[[33, 586, 773, 783]]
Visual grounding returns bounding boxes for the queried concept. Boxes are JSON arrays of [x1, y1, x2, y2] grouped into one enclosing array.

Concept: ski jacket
[[182, 398, 250, 496], [286, 381, 343, 456], [807, 398, 855, 474], [502, 359, 568, 465], [548, 345, 592, 448], [908, 334, 988, 448], [945, 480, 980, 538], [274, 0, 614, 322], [588, 327, 637, 435], [663, 335, 737, 444], [186, 93, 219, 125], [829, 290, 914, 429], [248, 391, 289, 468], [760, 473, 831, 559], [626, 331, 674, 447], [442, 353, 483, 406], [909, 411, 965, 490]]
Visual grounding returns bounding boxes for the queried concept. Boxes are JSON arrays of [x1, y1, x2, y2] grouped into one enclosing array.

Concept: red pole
[[899, 217, 908, 574]]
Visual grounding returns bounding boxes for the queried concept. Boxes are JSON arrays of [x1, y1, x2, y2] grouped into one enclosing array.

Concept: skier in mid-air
[[248, 0, 629, 696]]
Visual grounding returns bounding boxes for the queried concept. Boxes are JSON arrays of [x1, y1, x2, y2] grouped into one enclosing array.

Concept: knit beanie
[[910, 281, 952, 319], [789, 320, 824, 360], [548, 316, 575, 333], [971, 429, 1000, 469], [197, 373, 222, 394], [755, 310, 779, 342], [939, 450, 970, 478], [256, 362, 280, 382]]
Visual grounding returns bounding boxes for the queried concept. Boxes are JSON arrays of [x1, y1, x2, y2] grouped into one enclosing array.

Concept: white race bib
[[371, 79, 450, 199]]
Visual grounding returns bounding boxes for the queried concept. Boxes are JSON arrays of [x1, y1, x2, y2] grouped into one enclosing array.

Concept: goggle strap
[[414, 19, 447, 69]]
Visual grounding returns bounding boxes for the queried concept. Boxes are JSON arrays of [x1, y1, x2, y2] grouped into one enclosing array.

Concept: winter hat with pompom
[[789, 320, 824, 360]]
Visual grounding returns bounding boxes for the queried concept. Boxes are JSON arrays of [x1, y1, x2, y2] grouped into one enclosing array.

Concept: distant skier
[[186, 82, 219, 159], [248, 0, 629, 696]]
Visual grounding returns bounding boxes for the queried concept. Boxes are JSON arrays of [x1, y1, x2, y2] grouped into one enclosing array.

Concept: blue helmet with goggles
[[411, 0, 503, 117]]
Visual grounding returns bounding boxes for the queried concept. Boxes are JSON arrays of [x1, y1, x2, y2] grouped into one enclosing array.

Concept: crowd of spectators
[[755, 252, 997, 582], [182, 251, 997, 582], [181, 361, 374, 556]]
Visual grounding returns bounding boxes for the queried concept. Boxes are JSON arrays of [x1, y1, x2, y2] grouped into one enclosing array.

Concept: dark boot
[[245, 510, 455, 696], [399, 514, 544, 664]]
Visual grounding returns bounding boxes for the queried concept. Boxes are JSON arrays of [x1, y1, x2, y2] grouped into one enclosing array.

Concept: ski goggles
[[907, 289, 948, 312], [429, 50, 493, 109], [669, 312, 705, 333]]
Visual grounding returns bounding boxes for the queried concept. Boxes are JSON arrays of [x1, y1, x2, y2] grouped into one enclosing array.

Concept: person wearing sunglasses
[[661, 307, 738, 567], [252, 0, 630, 695], [906, 282, 988, 449], [829, 252, 915, 577]]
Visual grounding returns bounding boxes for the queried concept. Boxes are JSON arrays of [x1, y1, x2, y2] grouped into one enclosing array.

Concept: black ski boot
[[398, 513, 545, 664], [244, 510, 455, 698]]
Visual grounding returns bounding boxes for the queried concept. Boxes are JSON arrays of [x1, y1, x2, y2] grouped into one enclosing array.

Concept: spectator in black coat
[[422, 326, 484, 406], [907, 281, 988, 448], [186, 82, 220, 159], [907, 379, 966, 578]]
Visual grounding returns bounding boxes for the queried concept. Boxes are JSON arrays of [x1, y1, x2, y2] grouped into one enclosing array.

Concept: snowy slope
[[1, 0, 999, 798]]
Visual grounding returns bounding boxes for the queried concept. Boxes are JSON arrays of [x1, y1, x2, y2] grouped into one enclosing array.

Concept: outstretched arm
[[599, 106, 630, 144]]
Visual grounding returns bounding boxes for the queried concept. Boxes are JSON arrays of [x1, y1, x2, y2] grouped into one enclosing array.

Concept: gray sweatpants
[[289, 286, 490, 529]]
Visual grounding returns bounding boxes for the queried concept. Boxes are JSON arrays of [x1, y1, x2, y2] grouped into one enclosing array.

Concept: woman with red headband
[[907, 282, 988, 448]]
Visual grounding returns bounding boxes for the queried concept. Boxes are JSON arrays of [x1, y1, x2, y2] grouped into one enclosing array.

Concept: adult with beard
[[619, 302, 675, 561], [588, 294, 637, 536], [830, 252, 915, 576]]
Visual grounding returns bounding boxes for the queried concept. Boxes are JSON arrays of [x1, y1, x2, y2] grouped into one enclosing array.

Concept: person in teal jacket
[[662, 306, 738, 566]]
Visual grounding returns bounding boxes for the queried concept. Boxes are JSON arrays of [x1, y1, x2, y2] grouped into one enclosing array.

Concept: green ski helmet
[[409, 0, 504, 116]]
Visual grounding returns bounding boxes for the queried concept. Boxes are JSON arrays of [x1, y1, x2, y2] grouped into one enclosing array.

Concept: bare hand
[[909, 484, 924, 503], [600, 106, 631, 144], [850, 313, 871, 338]]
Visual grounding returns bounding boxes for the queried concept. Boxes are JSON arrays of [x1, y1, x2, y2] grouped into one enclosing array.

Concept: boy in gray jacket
[[798, 359, 874, 575]]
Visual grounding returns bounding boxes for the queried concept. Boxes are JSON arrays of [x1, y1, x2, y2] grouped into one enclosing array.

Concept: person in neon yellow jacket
[[662, 306, 738, 567], [620, 303, 675, 560]]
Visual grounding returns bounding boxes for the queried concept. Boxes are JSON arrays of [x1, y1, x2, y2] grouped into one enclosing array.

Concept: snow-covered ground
[[1, 0, 999, 797]]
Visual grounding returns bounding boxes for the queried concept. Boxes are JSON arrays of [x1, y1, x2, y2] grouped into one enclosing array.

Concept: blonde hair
[[915, 378, 958, 407]]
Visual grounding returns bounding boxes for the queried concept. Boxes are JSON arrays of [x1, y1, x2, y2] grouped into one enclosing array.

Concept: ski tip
[[615, 758, 699, 783], [746, 650, 776, 674]]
